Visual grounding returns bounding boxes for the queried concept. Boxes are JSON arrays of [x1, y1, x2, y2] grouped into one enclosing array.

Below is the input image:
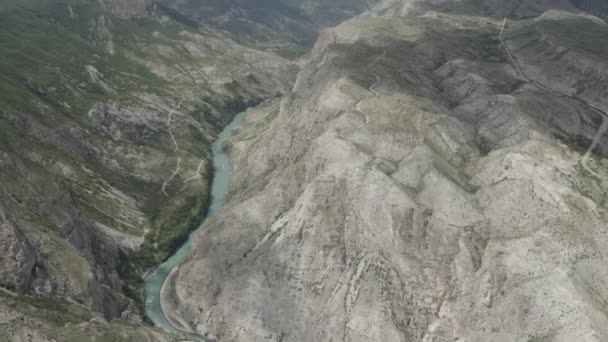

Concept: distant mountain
[[158, 0, 378, 56], [571, 0, 608, 18], [375, 0, 608, 18]]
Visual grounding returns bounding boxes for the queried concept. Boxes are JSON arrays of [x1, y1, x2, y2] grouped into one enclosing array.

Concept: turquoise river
[[144, 111, 247, 341]]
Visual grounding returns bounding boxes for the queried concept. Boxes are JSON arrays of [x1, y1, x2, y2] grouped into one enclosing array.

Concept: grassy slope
[[0, 0, 222, 333], [0, 289, 171, 341]]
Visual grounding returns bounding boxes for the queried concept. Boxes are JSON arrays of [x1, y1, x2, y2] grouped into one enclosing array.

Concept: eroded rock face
[[0, 217, 36, 292], [172, 5, 608, 342]]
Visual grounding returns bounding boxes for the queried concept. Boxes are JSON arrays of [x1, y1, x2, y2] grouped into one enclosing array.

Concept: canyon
[[2, 0, 608, 341]]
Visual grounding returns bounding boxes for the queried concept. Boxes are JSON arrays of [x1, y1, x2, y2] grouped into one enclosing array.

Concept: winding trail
[[499, 18, 608, 177], [160, 64, 220, 198], [169, 64, 214, 84], [582, 118, 608, 178], [169, 71, 187, 82], [178, 159, 206, 194], [161, 97, 186, 197], [339, 53, 384, 140]]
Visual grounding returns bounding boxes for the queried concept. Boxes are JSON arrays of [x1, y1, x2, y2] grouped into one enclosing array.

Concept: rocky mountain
[[167, 1, 608, 341]]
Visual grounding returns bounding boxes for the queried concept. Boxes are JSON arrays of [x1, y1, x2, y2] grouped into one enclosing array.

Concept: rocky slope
[[170, 2, 608, 341], [0, 0, 292, 340]]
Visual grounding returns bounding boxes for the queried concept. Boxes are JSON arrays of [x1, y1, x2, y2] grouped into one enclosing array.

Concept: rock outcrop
[[0, 217, 36, 292]]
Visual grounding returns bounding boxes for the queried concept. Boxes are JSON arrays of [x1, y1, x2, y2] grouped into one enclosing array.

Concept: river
[[144, 111, 247, 341]]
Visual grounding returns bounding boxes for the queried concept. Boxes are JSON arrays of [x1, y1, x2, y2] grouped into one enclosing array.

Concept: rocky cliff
[[170, 2, 608, 341]]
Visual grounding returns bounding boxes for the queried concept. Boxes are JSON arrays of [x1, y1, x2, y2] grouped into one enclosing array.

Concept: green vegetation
[[0, 0, 84, 12], [190, 102, 222, 128], [0, 8, 100, 116], [274, 45, 310, 60], [157, 196, 205, 256], [116, 249, 145, 310], [134, 194, 208, 269], [0, 290, 167, 341], [0, 3, 173, 125], [1, 291, 92, 326], [203, 84, 263, 117]]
